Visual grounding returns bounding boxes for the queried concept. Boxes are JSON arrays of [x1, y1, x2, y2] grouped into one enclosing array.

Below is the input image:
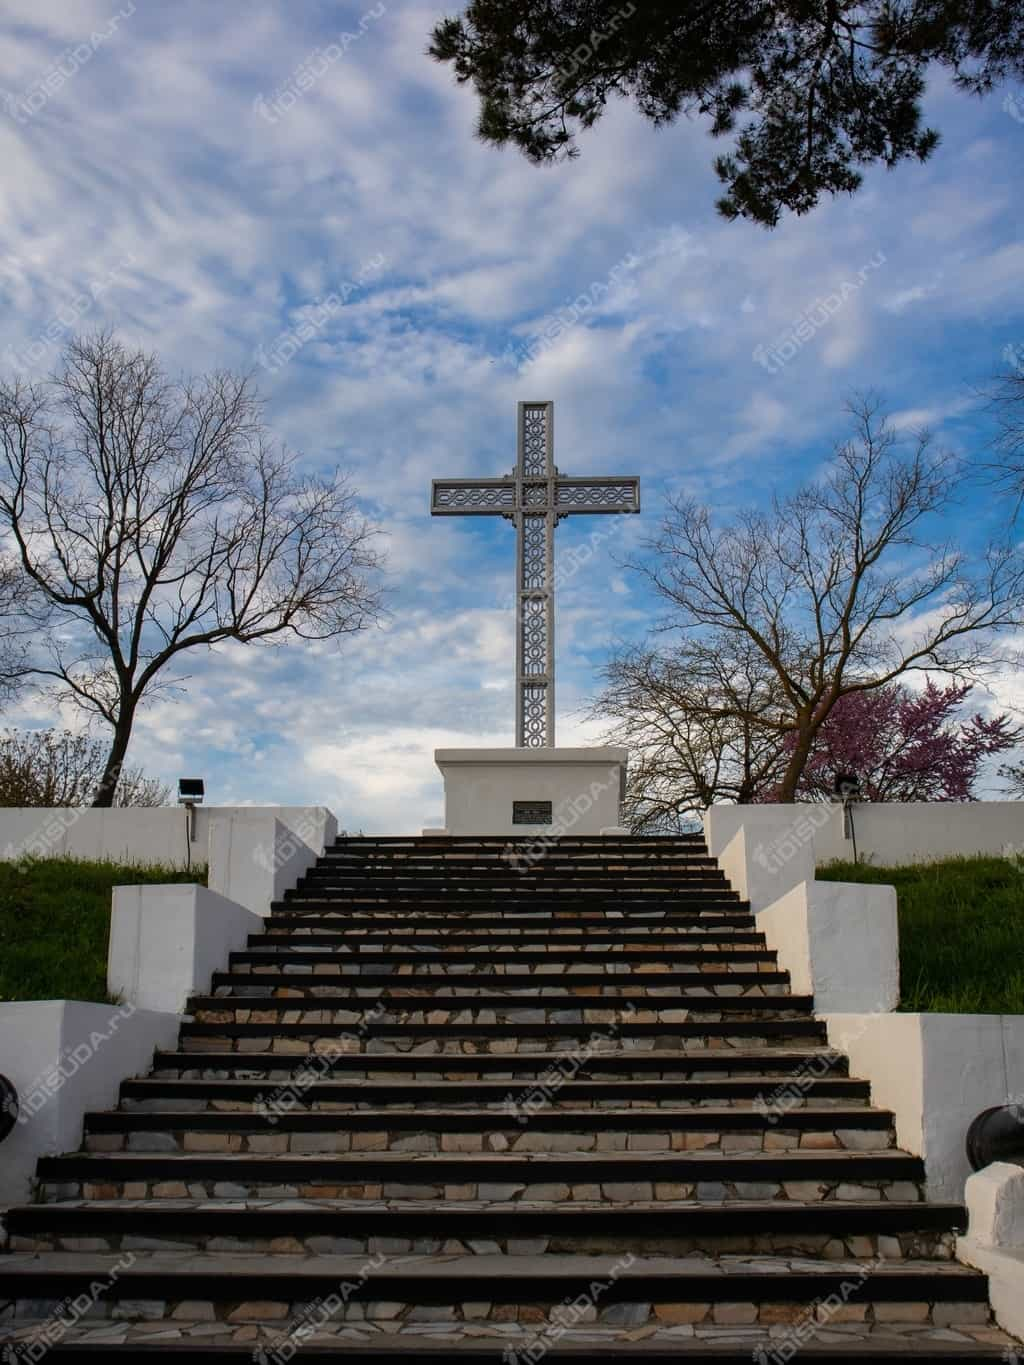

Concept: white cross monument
[[431, 400, 640, 747], [426, 401, 638, 837]]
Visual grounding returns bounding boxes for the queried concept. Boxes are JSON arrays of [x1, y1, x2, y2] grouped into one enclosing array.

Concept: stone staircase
[[0, 833, 1017, 1361]]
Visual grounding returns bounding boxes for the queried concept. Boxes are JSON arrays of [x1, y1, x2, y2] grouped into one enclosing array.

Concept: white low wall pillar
[[207, 810, 332, 918], [759, 880, 899, 1013], [108, 884, 263, 1013], [707, 805, 900, 1012], [706, 807, 831, 914], [705, 799, 1024, 871], [0, 1000, 179, 1208], [825, 1014, 1024, 1200], [958, 1162, 1024, 1340]]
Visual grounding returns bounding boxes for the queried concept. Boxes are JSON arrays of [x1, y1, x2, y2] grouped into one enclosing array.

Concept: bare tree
[[636, 396, 1024, 802], [0, 729, 169, 807], [591, 637, 788, 829], [0, 333, 384, 806], [0, 558, 28, 704], [1001, 759, 1024, 798], [0, 557, 48, 705], [988, 360, 1024, 522]]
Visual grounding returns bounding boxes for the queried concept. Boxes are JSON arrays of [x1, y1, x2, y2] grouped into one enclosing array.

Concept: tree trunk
[[776, 725, 815, 803], [91, 714, 134, 808]]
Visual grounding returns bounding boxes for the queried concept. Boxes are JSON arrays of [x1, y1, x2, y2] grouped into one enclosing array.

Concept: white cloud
[[0, 0, 1020, 829]]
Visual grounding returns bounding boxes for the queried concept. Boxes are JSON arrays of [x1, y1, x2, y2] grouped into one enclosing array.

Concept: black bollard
[[0, 1073, 18, 1143], [966, 1104, 1024, 1171]]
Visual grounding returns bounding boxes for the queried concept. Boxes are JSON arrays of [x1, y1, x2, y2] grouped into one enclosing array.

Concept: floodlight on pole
[[833, 772, 862, 863], [177, 778, 205, 855]]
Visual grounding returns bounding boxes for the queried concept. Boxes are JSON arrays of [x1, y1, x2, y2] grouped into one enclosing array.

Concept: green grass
[[818, 855, 1024, 1014], [5, 852, 1020, 1015], [0, 857, 206, 1004]]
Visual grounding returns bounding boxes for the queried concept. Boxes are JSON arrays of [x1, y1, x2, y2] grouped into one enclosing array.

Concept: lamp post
[[833, 772, 861, 864], [177, 777, 205, 869]]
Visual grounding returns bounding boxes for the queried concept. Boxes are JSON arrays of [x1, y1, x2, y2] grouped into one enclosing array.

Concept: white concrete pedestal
[[431, 748, 628, 836]]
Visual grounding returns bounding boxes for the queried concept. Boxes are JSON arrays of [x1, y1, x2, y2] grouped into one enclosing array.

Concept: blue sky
[[1, 0, 1022, 830]]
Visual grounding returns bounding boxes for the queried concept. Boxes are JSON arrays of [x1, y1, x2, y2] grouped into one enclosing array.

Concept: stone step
[[301, 875, 732, 890], [194, 992, 805, 1012], [302, 864, 730, 877], [322, 858, 725, 870], [321, 840, 714, 853], [312, 854, 723, 865], [186, 1000, 814, 1027], [297, 875, 735, 892], [304, 854, 727, 864], [36, 1149, 927, 1205], [280, 891, 746, 908], [274, 914, 758, 930], [316, 847, 717, 860], [328, 835, 708, 848], [256, 927, 765, 943], [80, 1106, 896, 1156], [177, 1020, 828, 1056], [316, 857, 726, 868], [312, 874, 741, 884], [222, 930, 775, 959], [228, 948, 780, 969], [147, 1045, 854, 1080], [119, 1075, 874, 1110], [0, 1252, 992, 1331], [248, 928, 764, 939], [209, 971, 793, 995], [269, 907, 755, 923], [318, 840, 711, 850], [228, 960, 780, 982], [0, 1320, 1013, 1359], [6, 1198, 961, 1261]]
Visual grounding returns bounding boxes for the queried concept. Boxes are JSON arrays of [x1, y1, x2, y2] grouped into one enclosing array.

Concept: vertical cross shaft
[[431, 401, 640, 748], [515, 401, 556, 746]]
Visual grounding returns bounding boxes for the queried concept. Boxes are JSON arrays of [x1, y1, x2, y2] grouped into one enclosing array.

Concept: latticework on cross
[[431, 401, 640, 747]]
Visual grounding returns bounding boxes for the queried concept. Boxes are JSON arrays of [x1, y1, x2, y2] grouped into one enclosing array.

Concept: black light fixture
[[833, 772, 861, 802], [967, 1105, 1024, 1171], [0, 1074, 18, 1144], [833, 772, 861, 863], [177, 778, 205, 859]]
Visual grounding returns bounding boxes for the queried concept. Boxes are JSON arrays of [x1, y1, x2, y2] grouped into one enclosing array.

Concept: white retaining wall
[[0, 804, 337, 872], [108, 885, 263, 1014], [207, 811, 326, 918], [705, 800, 1024, 1203], [0, 1000, 179, 1207], [705, 801, 1024, 873], [0, 806, 339, 1207], [759, 880, 899, 1013], [709, 809, 822, 915], [826, 1014, 1024, 1201]]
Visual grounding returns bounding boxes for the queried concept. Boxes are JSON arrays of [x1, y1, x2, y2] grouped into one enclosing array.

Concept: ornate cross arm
[[553, 477, 640, 514], [432, 478, 515, 515]]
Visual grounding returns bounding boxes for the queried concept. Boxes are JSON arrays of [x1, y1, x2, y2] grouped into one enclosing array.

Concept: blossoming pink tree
[[792, 680, 1021, 802]]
